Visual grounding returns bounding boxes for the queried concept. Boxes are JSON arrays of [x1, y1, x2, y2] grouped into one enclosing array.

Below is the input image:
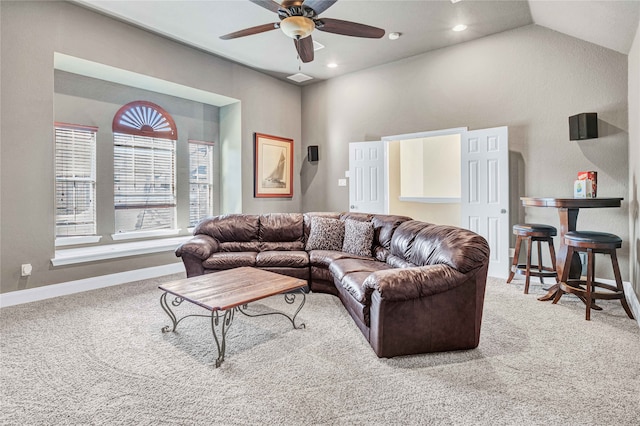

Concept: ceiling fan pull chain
[[295, 37, 302, 71]]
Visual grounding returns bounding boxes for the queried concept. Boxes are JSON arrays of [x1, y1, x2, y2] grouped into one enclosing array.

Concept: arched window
[[112, 101, 178, 235], [112, 100, 177, 139]]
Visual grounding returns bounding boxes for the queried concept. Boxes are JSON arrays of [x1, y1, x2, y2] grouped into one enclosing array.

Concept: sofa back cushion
[[390, 220, 489, 274], [259, 213, 304, 251], [371, 214, 412, 261], [194, 214, 260, 252]]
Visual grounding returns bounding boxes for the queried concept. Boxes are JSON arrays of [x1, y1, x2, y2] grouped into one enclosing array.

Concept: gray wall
[[301, 24, 630, 280], [629, 19, 640, 298], [0, 1, 301, 292]]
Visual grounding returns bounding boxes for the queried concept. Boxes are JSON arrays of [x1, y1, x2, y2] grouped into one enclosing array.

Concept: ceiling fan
[[220, 0, 385, 63]]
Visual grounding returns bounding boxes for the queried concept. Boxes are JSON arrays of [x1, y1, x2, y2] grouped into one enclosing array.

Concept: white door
[[349, 141, 385, 214], [461, 127, 509, 278]]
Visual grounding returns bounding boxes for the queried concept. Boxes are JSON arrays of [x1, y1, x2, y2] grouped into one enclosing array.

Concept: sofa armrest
[[175, 234, 219, 260], [363, 264, 466, 302]]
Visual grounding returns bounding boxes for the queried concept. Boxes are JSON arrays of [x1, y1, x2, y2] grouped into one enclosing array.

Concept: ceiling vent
[[287, 73, 313, 83]]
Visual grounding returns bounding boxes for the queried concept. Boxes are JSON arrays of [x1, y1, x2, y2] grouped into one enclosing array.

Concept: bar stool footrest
[[513, 264, 558, 278], [560, 280, 625, 300]]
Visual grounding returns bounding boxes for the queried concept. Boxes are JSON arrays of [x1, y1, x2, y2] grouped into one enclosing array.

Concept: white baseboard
[[0, 263, 184, 308], [622, 282, 640, 329]]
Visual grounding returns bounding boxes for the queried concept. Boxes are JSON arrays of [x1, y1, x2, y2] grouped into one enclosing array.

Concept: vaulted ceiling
[[74, 0, 640, 85]]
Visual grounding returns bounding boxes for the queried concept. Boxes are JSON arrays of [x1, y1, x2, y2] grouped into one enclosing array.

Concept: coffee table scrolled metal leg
[[211, 309, 235, 368], [160, 292, 183, 333], [237, 290, 306, 330]]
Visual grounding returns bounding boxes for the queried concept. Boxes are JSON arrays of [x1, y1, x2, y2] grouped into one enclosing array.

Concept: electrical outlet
[[338, 179, 347, 187], [21, 264, 32, 277]]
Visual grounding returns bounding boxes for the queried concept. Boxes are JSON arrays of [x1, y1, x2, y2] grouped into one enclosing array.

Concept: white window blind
[[188, 140, 215, 227], [114, 133, 176, 233], [54, 124, 97, 237]]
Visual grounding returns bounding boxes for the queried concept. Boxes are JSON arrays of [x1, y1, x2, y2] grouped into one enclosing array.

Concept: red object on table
[[577, 171, 597, 197]]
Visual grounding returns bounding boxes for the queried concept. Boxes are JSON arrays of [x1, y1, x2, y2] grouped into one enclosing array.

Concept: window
[[188, 140, 215, 227], [54, 123, 97, 237], [112, 101, 178, 234]]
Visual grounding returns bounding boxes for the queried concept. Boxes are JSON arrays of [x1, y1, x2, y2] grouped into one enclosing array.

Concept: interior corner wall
[[0, 1, 301, 293], [220, 102, 243, 214], [301, 24, 630, 280], [629, 18, 640, 297]]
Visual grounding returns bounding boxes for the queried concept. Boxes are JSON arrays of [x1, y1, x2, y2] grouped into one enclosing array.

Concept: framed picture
[[254, 133, 294, 198]]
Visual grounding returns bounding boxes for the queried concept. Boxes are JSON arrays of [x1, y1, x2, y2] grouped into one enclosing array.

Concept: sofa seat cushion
[[259, 267, 309, 282], [385, 255, 417, 269], [218, 241, 260, 252], [203, 252, 257, 269], [260, 241, 305, 251], [311, 266, 333, 282], [256, 251, 309, 268], [308, 250, 372, 267], [329, 259, 394, 303]]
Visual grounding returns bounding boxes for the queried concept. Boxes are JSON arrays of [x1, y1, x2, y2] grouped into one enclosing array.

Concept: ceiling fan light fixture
[[280, 16, 315, 39]]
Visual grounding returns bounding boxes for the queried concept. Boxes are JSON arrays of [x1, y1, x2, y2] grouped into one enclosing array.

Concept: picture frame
[[254, 133, 294, 198]]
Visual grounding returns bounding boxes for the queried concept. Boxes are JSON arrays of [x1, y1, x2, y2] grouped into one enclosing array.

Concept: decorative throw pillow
[[342, 219, 374, 257], [305, 217, 345, 251]]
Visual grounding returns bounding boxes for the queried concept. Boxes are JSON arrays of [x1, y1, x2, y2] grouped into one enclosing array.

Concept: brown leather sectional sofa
[[176, 212, 490, 358]]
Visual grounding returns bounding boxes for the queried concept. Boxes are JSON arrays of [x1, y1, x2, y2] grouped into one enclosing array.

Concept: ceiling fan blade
[[220, 22, 279, 40], [249, 0, 282, 13], [316, 18, 385, 38], [303, 0, 337, 15], [294, 36, 314, 63]]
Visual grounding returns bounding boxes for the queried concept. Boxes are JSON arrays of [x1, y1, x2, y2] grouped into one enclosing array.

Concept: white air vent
[[313, 41, 325, 51], [287, 73, 313, 83]]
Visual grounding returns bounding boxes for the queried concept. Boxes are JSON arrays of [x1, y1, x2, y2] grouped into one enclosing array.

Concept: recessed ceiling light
[[452, 24, 467, 32], [327, 63, 338, 68], [388, 32, 401, 40], [450, 0, 463, 3]]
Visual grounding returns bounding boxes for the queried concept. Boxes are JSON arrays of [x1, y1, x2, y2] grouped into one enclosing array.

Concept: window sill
[[51, 236, 190, 266], [55, 235, 102, 247], [111, 228, 181, 241], [398, 196, 461, 204]]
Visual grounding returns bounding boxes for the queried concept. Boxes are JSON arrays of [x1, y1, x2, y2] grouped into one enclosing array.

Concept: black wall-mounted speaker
[[569, 112, 598, 140], [307, 145, 319, 162]]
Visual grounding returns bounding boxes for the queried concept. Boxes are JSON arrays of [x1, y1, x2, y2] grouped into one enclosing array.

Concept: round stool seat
[[513, 223, 557, 237], [565, 231, 622, 249], [508, 223, 559, 293]]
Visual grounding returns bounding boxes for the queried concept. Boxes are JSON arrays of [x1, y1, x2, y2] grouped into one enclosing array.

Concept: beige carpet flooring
[[1, 274, 639, 425]]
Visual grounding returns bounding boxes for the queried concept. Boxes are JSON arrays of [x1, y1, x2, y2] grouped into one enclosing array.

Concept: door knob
[[501, 209, 507, 214], [350, 205, 356, 209]]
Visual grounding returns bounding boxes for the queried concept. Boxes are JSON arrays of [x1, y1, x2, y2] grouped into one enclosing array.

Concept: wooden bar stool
[[553, 231, 634, 321], [507, 224, 559, 294]]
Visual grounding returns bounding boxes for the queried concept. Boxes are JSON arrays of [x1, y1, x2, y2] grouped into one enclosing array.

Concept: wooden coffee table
[[159, 267, 307, 367]]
